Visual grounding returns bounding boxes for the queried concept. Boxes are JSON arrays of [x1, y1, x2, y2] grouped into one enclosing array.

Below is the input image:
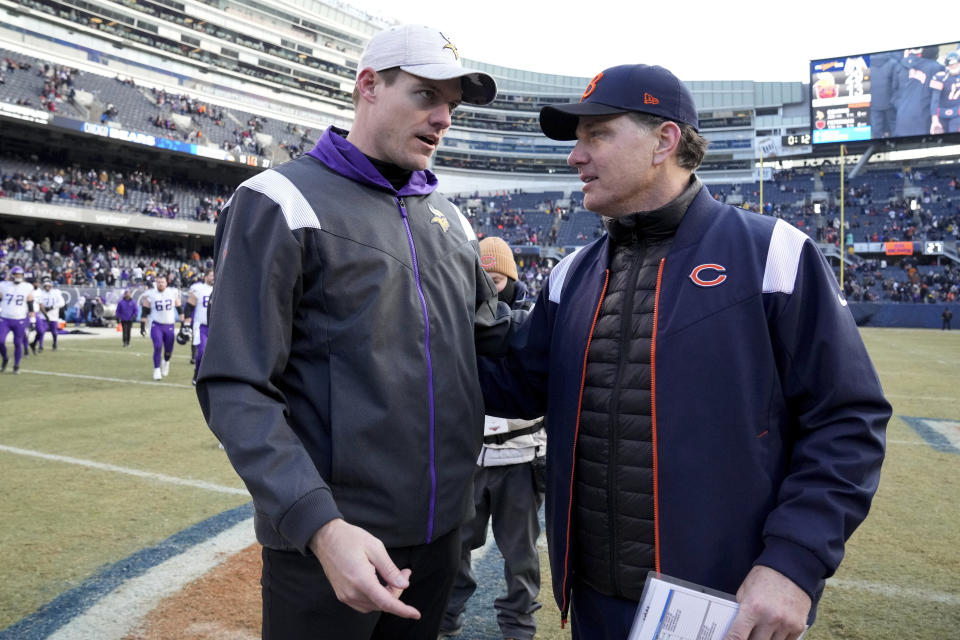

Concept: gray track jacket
[[197, 127, 511, 553]]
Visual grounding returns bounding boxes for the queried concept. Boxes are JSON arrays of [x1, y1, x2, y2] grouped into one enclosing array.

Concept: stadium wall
[[850, 302, 960, 328], [0, 200, 214, 237]]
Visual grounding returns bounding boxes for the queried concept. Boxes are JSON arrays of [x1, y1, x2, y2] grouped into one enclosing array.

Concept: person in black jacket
[[196, 24, 511, 640]]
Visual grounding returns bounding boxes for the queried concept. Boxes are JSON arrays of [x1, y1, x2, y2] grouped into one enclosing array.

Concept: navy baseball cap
[[540, 64, 699, 140]]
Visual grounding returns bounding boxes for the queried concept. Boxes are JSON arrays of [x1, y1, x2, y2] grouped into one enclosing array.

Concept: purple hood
[[307, 127, 437, 197]]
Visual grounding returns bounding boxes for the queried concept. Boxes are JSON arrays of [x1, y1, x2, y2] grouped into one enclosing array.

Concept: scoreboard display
[[810, 40, 960, 144]]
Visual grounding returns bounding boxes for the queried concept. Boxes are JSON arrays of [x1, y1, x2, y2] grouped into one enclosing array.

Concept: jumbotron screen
[[810, 41, 960, 144]]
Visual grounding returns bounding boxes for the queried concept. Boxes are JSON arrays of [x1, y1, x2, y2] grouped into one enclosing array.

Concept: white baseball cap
[[358, 24, 497, 105]]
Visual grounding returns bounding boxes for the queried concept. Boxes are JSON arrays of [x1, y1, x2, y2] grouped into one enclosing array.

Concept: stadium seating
[[0, 153, 229, 223], [5, 39, 960, 303], [1, 47, 317, 164]]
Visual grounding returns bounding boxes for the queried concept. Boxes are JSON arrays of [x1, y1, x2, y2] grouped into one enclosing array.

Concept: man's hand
[[309, 519, 420, 619], [140, 323, 146, 336], [724, 565, 811, 640]]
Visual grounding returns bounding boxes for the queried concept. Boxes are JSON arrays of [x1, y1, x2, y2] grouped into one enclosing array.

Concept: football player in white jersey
[[0, 266, 35, 374], [31, 278, 65, 353], [186, 274, 204, 364], [140, 274, 183, 380], [184, 268, 214, 385]]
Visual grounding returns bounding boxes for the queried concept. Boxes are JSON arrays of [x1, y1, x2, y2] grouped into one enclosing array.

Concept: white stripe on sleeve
[[762, 219, 808, 294], [548, 246, 585, 304], [239, 170, 321, 231]]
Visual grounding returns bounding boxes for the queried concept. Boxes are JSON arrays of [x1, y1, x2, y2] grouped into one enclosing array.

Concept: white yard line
[[18, 369, 193, 389], [884, 393, 958, 403], [0, 444, 247, 495], [828, 578, 960, 606], [61, 347, 192, 360], [47, 518, 256, 640]]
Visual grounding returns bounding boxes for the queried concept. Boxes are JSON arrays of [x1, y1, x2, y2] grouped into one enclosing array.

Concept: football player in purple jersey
[[0, 266, 35, 374]]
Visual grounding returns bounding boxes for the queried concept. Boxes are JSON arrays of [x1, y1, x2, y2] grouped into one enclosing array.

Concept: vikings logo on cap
[[439, 32, 459, 60]]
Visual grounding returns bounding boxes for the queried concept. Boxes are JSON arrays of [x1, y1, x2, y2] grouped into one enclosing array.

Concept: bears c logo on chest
[[689, 263, 727, 287]]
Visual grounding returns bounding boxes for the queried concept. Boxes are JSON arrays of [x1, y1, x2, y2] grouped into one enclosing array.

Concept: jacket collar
[[603, 175, 701, 245], [307, 126, 438, 197]]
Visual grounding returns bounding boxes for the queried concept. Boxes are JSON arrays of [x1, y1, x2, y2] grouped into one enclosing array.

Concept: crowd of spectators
[[825, 168, 960, 244], [841, 258, 959, 304], [1, 232, 214, 325], [39, 62, 78, 113], [1, 55, 79, 112], [149, 87, 294, 157], [453, 191, 563, 247], [473, 209, 550, 246], [513, 257, 554, 297], [0, 233, 211, 290], [0, 155, 231, 223], [3, 142, 960, 302], [1, 48, 315, 164], [278, 122, 317, 160], [714, 166, 960, 246]]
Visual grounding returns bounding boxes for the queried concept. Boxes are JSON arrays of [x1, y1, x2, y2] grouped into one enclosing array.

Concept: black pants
[[121, 320, 133, 345], [569, 579, 639, 640], [261, 527, 460, 640]]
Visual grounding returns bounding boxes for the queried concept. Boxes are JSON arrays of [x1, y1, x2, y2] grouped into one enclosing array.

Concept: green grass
[[1, 328, 958, 638], [0, 334, 247, 628]]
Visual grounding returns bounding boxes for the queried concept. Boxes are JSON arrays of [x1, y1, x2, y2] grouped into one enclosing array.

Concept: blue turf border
[[0, 502, 254, 639], [900, 416, 960, 455]]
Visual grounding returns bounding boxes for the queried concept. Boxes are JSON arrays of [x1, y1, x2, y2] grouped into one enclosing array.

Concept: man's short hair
[[352, 67, 403, 106], [628, 112, 709, 171]]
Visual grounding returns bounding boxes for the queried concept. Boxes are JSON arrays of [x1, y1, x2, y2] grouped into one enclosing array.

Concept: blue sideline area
[[900, 417, 960, 455], [0, 503, 254, 640], [849, 302, 960, 328]]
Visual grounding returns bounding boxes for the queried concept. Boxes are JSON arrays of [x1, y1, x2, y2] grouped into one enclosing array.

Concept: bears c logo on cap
[[581, 72, 604, 102]]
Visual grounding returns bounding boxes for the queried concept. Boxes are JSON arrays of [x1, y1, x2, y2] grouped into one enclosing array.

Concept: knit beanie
[[478, 236, 518, 281]]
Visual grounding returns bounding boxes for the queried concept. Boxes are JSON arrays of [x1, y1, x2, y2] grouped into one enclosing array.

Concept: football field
[[0, 327, 957, 639]]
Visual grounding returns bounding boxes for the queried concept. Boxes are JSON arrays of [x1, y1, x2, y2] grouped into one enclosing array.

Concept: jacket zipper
[[651, 257, 665, 574], [606, 250, 642, 596], [397, 196, 438, 543], [560, 268, 610, 628]]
